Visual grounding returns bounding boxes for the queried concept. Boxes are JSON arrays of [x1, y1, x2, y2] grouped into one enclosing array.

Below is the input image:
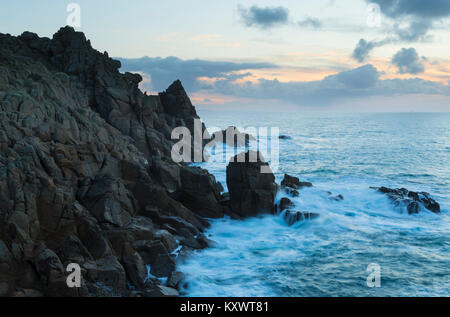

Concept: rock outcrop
[[279, 197, 295, 212], [281, 174, 312, 189], [226, 151, 278, 217], [0, 27, 226, 296], [212, 126, 255, 147], [372, 187, 441, 214], [283, 211, 319, 226]]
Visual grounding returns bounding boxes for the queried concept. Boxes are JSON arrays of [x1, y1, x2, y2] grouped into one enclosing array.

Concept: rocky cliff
[[0, 27, 227, 297]]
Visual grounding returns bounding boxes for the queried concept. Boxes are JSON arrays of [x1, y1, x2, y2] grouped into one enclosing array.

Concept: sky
[[1, 0, 450, 111]]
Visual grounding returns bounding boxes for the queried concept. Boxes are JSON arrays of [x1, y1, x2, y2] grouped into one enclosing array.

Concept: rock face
[[226, 151, 278, 217], [0, 27, 225, 296], [373, 187, 441, 214]]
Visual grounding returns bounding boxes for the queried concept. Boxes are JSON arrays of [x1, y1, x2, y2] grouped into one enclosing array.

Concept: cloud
[[352, 37, 395, 62], [238, 5, 289, 29], [298, 17, 322, 29], [393, 20, 433, 42], [351, 26, 430, 62], [205, 64, 449, 106], [353, 1, 450, 62], [118, 56, 276, 92], [352, 39, 377, 63], [371, 0, 450, 19], [330, 64, 380, 88], [370, 0, 450, 39], [119, 56, 449, 107], [392, 48, 425, 74], [209, 65, 449, 106]]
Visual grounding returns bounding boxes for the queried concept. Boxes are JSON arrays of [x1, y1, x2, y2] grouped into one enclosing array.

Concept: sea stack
[[226, 151, 278, 217]]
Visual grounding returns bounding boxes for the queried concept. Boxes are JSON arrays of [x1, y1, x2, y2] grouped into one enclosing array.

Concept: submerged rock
[[279, 197, 295, 212], [329, 194, 344, 201], [278, 135, 291, 140], [281, 174, 313, 189], [283, 210, 319, 226], [284, 187, 300, 197], [372, 186, 441, 214], [226, 151, 278, 217]]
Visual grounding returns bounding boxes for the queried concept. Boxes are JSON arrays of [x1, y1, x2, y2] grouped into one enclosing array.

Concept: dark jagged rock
[[212, 126, 256, 147], [133, 240, 167, 265], [121, 245, 147, 290], [159, 80, 197, 118], [0, 27, 227, 297], [281, 174, 312, 189], [33, 244, 77, 297], [372, 186, 441, 214], [160, 80, 210, 161], [407, 201, 420, 215], [78, 175, 135, 227], [157, 215, 200, 237], [172, 165, 224, 219], [83, 256, 127, 296], [150, 253, 176, 278], [226, 151, 278, 217], [154, 230, 178, 253], [279, 197, 295, 212], [283, 210, 319, 226], [166, 271, 185, 289]]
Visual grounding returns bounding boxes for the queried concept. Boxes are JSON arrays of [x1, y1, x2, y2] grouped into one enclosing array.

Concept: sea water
[[178, 112, 450, 297]]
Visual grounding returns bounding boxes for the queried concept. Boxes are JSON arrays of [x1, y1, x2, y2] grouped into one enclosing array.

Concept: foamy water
[[179, 112, 450, 297]]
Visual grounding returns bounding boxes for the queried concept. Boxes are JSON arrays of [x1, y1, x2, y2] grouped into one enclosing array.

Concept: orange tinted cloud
[[368, 56, 450, 84], [232, 67, 336, 83], [190, 92, 247, 105], [196, 66, 342, 85]]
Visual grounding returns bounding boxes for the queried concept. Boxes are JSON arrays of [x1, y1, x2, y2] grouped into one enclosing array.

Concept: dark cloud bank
[[119, 56, 276, 92], [352, 0, 450, 63], [119, 57, 449, 107], [373, 0, 450, 19]]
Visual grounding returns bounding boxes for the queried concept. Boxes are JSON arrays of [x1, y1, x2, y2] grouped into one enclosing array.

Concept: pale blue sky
[[1, 0, 449, 110]]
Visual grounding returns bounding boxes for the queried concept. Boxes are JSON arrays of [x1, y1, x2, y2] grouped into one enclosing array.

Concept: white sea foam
[[179, 112, 450, 297]]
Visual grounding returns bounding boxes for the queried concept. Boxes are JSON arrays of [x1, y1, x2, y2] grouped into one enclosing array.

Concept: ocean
[[178, 111, 450, 297]]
